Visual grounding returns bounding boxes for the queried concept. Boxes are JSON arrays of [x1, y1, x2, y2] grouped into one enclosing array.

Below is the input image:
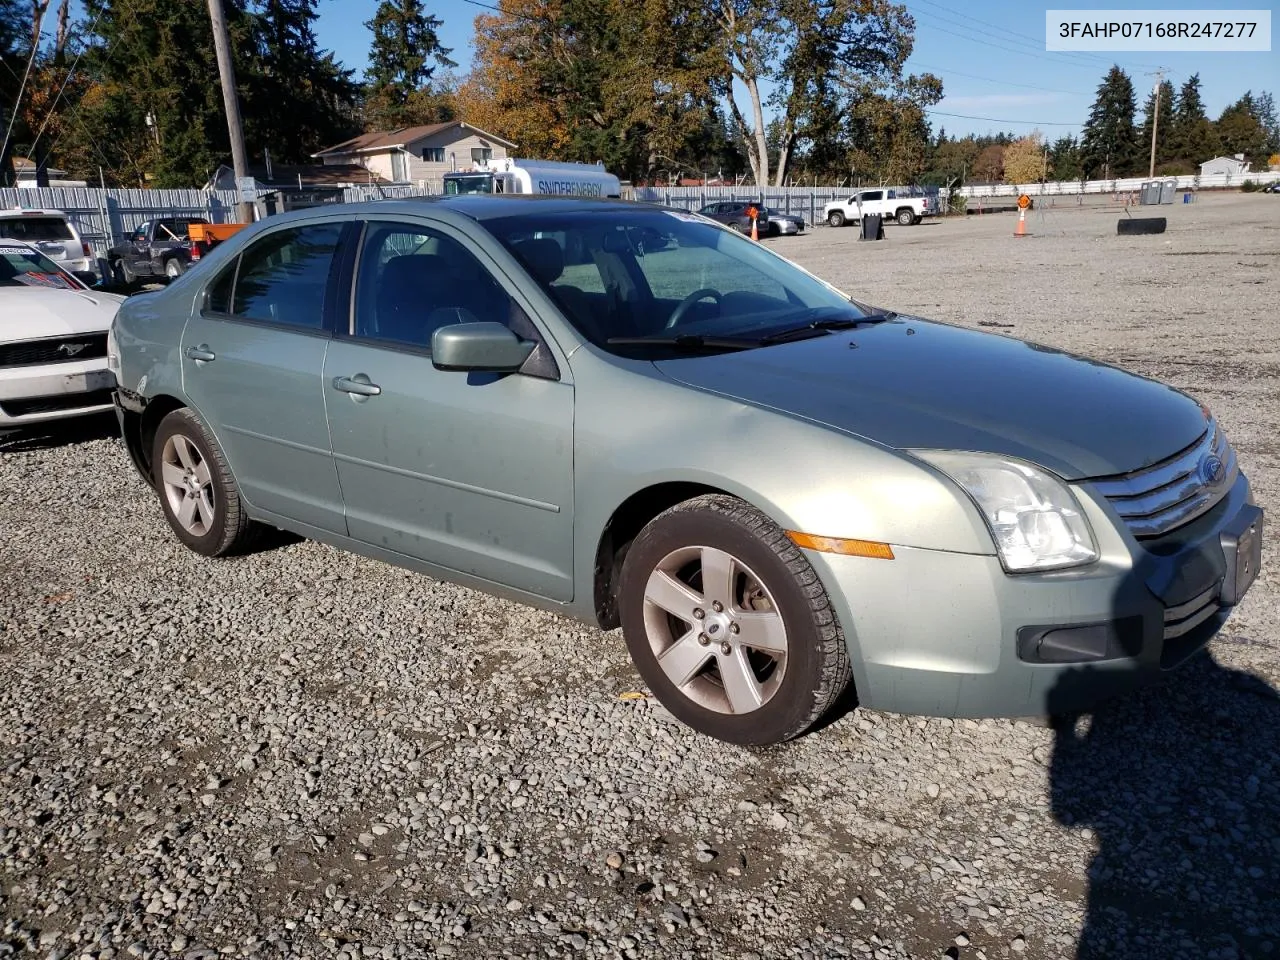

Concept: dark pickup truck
[[108, 216, 209, 285]]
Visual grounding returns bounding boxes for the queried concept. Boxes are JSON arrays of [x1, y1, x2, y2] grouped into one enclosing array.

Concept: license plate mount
[[1220, 504, 1263, 606]]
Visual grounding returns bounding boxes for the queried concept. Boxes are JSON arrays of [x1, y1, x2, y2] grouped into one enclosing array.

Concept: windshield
[[0, 243, 82, 290], [444, 174, 493, 196], [483, 208, 865, 355], [0, 216, 73, 243]]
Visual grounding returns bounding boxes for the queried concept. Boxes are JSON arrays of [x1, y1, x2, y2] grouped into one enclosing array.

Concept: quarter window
[[353, 222, 514, 349], [227, 223, 343, 328]]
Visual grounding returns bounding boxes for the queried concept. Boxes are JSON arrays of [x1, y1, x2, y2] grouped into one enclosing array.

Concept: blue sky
[[311, 0, 1277, 140]]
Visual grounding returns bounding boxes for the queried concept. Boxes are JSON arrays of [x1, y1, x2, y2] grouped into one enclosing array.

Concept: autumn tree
[[972, 143, 1003, 182], [459, 0, 726, 181], [712, 0, 938, 186], [363, 0, 455, 130], [1002, 133, 1046, 184], [1081, 65, 1139, 178]]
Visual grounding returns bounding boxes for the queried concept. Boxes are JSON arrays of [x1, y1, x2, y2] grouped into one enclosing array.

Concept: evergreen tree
[[1080, 65, 1139, 178], [363, 0, 455, 129], [1138, 78, 1174, 172], [249, 0, 359, 161], [1216, 92, 1270, 165], [1254, 91, 1279, 154], [1049, 134, 1083, 181], [1169, 73, 1218, 165]]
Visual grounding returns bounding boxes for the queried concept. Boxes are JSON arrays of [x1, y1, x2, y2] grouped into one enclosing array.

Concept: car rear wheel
[[827, 210, 846, 228], [164, 258, 185, 279], [896, 208, 915, 226], [618, 494, 851, 745], [152, 408, 259, 557]]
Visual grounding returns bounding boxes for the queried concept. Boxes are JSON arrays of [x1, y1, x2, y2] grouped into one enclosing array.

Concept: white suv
[[0, 207, 97, 281]]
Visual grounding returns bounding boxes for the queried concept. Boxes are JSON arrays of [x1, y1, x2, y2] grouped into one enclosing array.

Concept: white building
[[1198, 154, 1251, 177], [313, 121, 517, 187]]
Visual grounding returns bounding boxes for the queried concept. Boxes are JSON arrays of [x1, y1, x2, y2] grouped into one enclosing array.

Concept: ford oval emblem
[[1199, 454, 1226, 486]]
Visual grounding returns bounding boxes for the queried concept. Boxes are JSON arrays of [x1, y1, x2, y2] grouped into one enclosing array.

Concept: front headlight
[[106, 321, 121, 377], [912, 451, 1098, 572]]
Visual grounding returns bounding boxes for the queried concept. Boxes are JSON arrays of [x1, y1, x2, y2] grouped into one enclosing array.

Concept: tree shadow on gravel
[[0, 411, 120, 452], [1049, 652, 1280, 959]]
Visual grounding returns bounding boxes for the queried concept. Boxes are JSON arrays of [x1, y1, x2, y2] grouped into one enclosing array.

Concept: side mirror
[[431, 321, 536, 373]]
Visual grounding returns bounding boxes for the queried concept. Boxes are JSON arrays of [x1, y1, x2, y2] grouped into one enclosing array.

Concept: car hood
[[1, 286, 121, 343], [652, 317, 1208, 480]]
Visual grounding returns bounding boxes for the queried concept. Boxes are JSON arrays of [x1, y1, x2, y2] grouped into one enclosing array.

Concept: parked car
[[0, 207, 97, 282], [1, 240, 122, 427], [824, 189, 937, 227], [695, 201, 771, 235], [763, 208, 805, 235], [108, 216, 210, 285], [111, 197, 1262, 745]]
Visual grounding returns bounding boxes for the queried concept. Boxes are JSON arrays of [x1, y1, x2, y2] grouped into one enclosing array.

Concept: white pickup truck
[[823, 189, 937, 227]]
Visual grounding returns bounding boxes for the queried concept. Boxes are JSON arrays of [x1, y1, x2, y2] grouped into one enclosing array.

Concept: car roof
[[265, 195, 653, 226], [0, 208, 69, 218]]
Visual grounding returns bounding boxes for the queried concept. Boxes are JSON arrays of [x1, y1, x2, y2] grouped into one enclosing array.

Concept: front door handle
[[333, 375, 381, 397], [185, 345, 216, 363]]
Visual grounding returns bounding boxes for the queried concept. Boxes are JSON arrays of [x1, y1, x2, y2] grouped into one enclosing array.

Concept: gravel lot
[[2, 192, 1277, 960]]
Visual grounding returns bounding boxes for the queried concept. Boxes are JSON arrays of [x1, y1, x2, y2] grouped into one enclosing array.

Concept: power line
[[924, 108, 1079, 127], [909, 61, 1089, 97], [911, 0, 1167, 71], [1, 4, 49, 165], [23, 4, 110, 172]]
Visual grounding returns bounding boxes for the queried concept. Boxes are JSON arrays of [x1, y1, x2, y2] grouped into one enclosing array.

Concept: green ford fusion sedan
[[109, 197, 1263, 745]]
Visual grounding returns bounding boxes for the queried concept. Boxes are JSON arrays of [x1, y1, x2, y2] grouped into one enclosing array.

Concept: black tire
[[111, 259, 133, 289], [1117, 216, 1167, 235], [896, 207, 915, 226], [151, 407, 259, 557], [618, 494, 851, 745], [827, 210, 846, 228]]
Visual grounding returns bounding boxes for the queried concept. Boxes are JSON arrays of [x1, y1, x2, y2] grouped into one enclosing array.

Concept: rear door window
[[228, 223, 344, 329], [0, 216, 73, 242]]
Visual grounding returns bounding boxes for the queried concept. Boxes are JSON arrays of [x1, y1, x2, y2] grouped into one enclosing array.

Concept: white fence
[[4, 167, 1275, 261], [0, 187, 243, 262], [956, 170, 1280, 199]]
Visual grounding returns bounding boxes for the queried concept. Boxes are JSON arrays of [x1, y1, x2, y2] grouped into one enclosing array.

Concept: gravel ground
[[2, 192, 1277, 960]]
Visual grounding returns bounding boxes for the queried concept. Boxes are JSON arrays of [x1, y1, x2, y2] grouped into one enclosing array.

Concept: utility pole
[[1147, 68, 1166, 179], [207, 0, 253, 223]]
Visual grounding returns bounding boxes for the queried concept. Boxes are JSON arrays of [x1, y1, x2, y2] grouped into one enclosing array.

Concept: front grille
[[0, 388, 115, 417], [0, 333, 108, 368], [1091, 418, 1237, 539]]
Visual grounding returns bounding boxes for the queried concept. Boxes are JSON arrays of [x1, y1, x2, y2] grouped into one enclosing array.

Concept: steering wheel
[[665, 288, 723, 329]]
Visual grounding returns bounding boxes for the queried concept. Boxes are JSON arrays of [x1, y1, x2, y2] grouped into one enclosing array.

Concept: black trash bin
[[860, 213, 884, 241]]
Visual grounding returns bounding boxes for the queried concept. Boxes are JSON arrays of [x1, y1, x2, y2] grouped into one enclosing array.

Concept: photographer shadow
[[1048, 651, 1280, 958]]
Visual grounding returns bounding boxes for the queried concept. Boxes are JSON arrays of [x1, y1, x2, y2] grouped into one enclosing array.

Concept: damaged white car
[[1, 240, 121, 427]]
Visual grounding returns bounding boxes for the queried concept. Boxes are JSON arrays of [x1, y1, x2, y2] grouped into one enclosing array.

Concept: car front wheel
[[152, 408, 259, 557], [618, 494, 851, 745]]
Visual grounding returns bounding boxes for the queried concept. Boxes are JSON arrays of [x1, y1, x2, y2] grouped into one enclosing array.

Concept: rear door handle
[[184, 345, 216, 363], [333, 375, 381, 397]]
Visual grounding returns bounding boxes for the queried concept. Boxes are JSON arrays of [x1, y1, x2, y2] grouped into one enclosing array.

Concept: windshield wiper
[[605, 334, 758, 351], [758, 311, 897, 345]]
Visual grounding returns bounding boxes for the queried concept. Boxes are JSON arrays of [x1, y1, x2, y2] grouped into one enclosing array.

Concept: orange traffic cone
[[750, 216, 759, 241], [1013, 207, 1029, 237]]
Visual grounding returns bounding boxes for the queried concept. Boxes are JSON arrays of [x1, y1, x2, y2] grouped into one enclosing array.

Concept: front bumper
[[0, 359, 116, 425], [807, 470, 1261, 718]]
